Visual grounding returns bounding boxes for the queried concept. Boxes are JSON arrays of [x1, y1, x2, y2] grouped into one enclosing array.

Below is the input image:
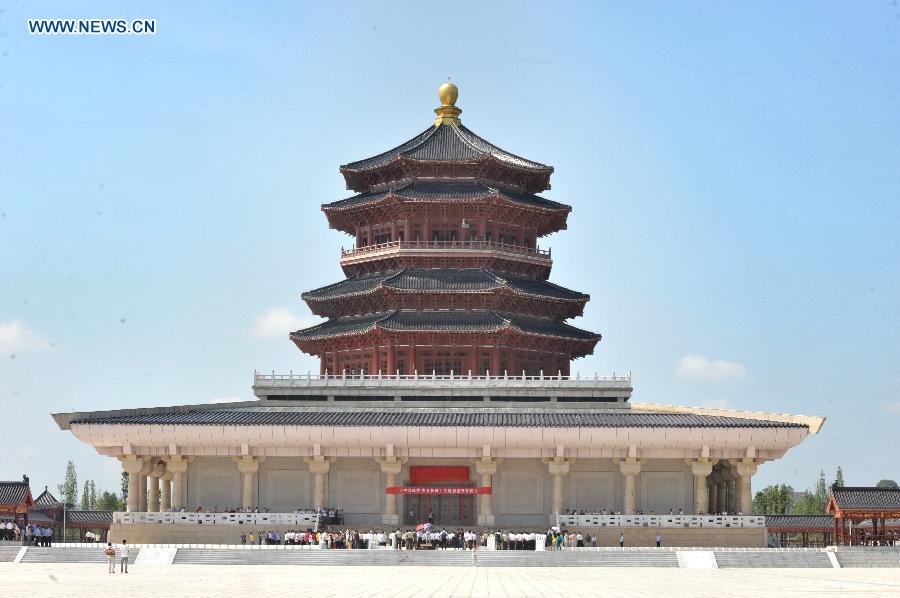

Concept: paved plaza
[[3, 563, 900, 597]]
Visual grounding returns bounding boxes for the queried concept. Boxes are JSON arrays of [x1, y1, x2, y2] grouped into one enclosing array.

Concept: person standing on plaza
[[120, 540, 130, 573], [241, 531, 247, 545], [655, 534, 662, 548], [618, 533, 625, 548], [104, 543, 116, 574]]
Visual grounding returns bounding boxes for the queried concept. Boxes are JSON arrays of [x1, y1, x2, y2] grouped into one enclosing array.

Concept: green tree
[[80, 480, 90, 510], [793, 470, 830, 514], [876, 479, 898, 489], [88, 480, 97, 510], [57, 460, 78, 507], [96, 491, 120, 511], [753, 484, 795, 514], [121, 471, 129, 502], [834, 466, 845, 487]]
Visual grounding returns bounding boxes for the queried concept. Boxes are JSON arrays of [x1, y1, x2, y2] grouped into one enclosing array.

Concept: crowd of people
[[184, 505, 344, 525], [0, 522, 55, 546], [230, 527, 649, 550]]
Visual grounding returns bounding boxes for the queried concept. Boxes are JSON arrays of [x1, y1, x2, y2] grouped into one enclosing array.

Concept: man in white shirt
[[120, 540, 131, 573]]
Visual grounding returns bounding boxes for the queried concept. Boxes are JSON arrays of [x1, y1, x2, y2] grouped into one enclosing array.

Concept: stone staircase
[[173, 548, 473, 566], [19, 547, 140, 564], [0, 546, 22, 562], [171, 548, 679, 567], [713, 550, 832, 568], [835, 548, 900, 568], [479, 550, 679, 567]]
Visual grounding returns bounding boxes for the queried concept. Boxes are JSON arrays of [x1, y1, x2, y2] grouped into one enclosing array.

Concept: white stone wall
[[186, 457, 240, 509], [181, 456, 695, 523], [258, 457, 312, 512], [493, 459, 551, 527]]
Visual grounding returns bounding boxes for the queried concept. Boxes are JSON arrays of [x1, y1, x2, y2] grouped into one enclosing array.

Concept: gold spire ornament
[[434, 81, 462, 126]]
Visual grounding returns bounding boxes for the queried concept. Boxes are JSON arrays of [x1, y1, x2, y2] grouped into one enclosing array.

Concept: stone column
[[618, 459, 642, 515], [120, 456, 144, 513], [167, 456, 189, 511], [235, 456, 261, 509], [475, 458, 500, 527], [160, 470, 173, 512], [375, 456, 407, 525], [733, 460, 758, 515], [709, 476, 719, 514], [689, 460, 714, 515], [716, 479, 726, 513], [138, 459, 152, 512], [304, 456, 335, 510], [148, 461, 163, 513], [545, 456, 572, 522]]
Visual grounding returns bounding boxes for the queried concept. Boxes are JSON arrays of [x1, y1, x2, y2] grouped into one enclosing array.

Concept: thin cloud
[[0, 320, 52, 354], [250, 308, 318, 339], [677, 354, 748, 380], [883, 402, 900, 415]]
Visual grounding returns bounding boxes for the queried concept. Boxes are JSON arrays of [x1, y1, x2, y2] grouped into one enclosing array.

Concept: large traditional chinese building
[[52, 84, 825, 546], [293, 82, 598, 378]]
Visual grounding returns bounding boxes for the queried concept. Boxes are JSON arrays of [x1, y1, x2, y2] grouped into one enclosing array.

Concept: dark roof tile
[[290, 309, 599, 342], [0, 481, 30, 506], [302, 269, 588, 303], [340, 125, 552, 173], [71, 409, 807, 429], [831, 487, 900, 511], [324, 179, 568, 211]]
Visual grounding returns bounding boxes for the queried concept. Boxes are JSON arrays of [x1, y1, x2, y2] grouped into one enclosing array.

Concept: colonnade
[[119, 451, 759, 519]]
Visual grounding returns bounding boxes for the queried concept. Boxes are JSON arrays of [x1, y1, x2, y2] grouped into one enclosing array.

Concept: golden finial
[[434, 80, 461, 126]]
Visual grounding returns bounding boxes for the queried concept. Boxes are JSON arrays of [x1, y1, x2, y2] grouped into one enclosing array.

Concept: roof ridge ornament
[[434, 81, 462, 126]]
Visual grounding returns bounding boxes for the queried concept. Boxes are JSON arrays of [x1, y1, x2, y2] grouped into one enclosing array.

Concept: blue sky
[[1, 1, 898, 499]]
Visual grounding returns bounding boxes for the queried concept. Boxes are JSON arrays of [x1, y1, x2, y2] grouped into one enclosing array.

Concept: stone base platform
[[110, 523, 765, 547]]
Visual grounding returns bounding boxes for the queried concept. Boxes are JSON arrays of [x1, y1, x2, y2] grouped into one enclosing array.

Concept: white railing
[[555, 514, 766, 529], [340, 239, 551, 261], [254, 370, 632, 389], [113, 512, 319, 526]]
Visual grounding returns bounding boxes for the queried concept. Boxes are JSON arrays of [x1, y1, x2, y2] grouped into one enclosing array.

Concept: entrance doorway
[[404, 491, 474, 527]]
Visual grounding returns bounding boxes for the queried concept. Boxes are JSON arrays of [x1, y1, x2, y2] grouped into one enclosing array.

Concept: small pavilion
[[827, 486, 900, 545], [0, 476, 34, 525]]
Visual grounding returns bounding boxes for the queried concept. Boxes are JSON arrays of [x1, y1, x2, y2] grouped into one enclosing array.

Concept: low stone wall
[[109, 524, 305, 545], [582, 527, 766, 548], [110, 524, 766, 547]]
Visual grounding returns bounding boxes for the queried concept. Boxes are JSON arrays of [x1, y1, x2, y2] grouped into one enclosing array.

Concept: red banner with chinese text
[[385, 486, 491, 495]]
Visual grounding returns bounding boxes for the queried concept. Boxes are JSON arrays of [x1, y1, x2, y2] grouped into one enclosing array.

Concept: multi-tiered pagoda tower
[[292, 83, 600, 377]]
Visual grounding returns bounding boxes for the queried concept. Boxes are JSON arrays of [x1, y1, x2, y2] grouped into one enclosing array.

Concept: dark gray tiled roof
[[290, 310, 599, 342], [340, 125, 552, 173], [831, 487, 900, 511], [33, 489, 60, 509], [302, 269, 588, 302], [65, 510, 113, 527], [323, 179, 568, 211], [765, 515, 834, 529], [0, 481, 30, 506], [70, 409, 807, 429]]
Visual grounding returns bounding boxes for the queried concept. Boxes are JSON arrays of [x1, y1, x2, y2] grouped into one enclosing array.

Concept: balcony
[[339, 239, 552, 269], [254, 370, 632, 391]]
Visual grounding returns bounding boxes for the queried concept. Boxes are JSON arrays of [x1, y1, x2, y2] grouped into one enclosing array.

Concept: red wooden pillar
[[490, 342, 500, 376], [387, 341, 396, 376], [411, 343, 418, 374]]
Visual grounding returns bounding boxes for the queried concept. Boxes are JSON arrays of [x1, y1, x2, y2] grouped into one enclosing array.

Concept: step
[[712, 551, 831, 568], [835, 550, 900, 568], [18, 547, 141, 564], [0, 546, 22, 562]]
